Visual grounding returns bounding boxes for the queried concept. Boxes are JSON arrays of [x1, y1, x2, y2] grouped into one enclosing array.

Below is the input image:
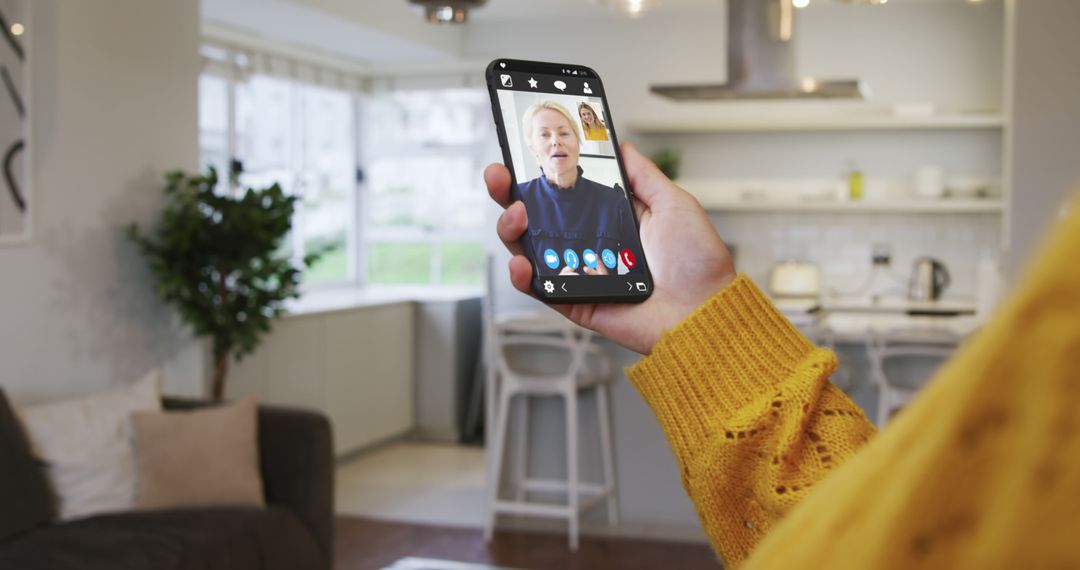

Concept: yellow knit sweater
[[627, 204, 1080, 569]]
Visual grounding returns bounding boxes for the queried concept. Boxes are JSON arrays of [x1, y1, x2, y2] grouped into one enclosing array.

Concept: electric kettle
[[909, 257, 950, 301]]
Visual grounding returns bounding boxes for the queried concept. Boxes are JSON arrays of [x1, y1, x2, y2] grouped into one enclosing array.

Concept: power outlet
[[872, 243, 892, 266]]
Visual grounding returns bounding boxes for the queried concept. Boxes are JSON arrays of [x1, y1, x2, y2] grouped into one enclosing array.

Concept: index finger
[[484, 163, 514, 209], [620, 142, 671, 208]]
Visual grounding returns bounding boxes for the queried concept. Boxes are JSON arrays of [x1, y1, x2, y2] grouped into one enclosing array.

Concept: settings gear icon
[[543, 280, 555, 294]]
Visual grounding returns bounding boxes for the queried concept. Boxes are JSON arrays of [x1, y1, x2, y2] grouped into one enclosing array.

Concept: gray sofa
[[0, 392, 334, 570]]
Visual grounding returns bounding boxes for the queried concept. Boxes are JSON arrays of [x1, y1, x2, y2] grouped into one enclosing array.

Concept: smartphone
[[486, 59, 653, 304]]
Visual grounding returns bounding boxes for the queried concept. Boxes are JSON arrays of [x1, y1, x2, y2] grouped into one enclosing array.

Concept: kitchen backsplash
[[711, 211, 1001, 299]]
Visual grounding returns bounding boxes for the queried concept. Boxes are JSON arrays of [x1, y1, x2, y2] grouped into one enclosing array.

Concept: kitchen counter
[[817, 312, 982, 344], [780, 295, 984, 344], [821, 295, 977, 316], [777, 296, 982, 420], [498, 296, 985, 347], [285, 285, 483, 317]]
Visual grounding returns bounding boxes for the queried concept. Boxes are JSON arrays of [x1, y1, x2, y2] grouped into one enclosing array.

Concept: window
[[197, 47, 490, 289], [362, 89, 491, 286], [198, 74, 230, 181], [234, 77, 357, 286]]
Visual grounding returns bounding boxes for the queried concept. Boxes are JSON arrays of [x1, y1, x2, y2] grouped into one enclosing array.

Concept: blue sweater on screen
[[517, 166, 640, 276]]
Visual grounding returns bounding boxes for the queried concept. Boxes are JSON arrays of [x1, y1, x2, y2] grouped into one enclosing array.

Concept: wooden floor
[[334, 516, 722, 570]]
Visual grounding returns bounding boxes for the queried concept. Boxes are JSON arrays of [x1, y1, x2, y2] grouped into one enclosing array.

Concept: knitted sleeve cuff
[[626, 274, 819, 462]]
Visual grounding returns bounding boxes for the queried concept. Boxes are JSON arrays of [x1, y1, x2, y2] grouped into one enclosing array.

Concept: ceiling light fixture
[[593, 0, 656, 18], [408, 0, 488, 24], [793, 0, 810, 8]]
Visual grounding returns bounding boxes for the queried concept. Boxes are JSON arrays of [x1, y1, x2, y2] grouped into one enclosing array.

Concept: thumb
[[620, 142, 674, 208]]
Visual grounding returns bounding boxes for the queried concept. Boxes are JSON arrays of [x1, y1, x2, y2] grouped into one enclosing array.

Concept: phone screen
[[487, 59, 652, 303]]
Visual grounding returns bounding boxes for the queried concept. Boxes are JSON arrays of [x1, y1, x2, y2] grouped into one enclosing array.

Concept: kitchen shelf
[[696, 198, 1004, 214], [628, 113, 1005, 134]]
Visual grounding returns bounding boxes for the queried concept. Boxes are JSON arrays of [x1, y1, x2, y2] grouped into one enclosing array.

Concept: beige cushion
[[16, 371, 162, 521], [131, 399, 264, 510]]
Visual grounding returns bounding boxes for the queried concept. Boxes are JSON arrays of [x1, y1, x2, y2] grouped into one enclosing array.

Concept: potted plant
[[651, 148, 682, 181], [128, 168, 325, 400]]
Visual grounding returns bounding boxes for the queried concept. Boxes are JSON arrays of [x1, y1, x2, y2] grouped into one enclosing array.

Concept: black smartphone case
[[484, 58, 653, 304]]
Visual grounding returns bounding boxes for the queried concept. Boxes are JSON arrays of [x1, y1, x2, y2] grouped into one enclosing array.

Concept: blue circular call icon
[[582, 249, 598, 269], [601, 248, 617, 269], [563, 249, 580, 270], [543, 248, 560, 269]]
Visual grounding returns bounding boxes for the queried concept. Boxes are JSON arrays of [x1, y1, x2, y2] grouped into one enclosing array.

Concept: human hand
[[559, 266, 579, 276], [486, 142, 736, 354], [582, 263, 608, 276]]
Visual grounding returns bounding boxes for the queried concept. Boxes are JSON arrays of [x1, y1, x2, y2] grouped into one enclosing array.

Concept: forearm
[[627, 275, 876, 567]]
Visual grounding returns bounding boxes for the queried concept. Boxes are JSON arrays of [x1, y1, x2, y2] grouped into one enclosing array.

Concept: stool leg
[[596, 384, 620, 525], [877, 387, 890, 428], [514, 396, 530, 501], [565, 389, 579, 551], [485, 368, 498, 508], [484, 388, 513, 542]]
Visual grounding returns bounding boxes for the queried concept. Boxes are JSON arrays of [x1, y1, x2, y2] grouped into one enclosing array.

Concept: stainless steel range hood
[[651, 0, 868, 101]]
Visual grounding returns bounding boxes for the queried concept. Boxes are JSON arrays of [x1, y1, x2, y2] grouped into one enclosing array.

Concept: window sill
[[284, 285, 484, 318]]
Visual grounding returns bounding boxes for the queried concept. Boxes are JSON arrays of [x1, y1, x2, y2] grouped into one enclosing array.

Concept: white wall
[[710, 210, 1002, 298], [796, 2, 1003, 113], [464, 1, 1004, 126], [0, 1, 202, 404], [1004, 0, 1080, 280]]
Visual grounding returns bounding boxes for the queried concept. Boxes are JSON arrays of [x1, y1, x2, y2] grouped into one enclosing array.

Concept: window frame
[[200, 67, 362, 290], [198, 48, 489, 291], [356, 88, 492, 287]]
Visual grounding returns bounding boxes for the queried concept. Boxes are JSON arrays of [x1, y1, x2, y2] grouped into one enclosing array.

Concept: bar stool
[[482, 309, 620, 550], [866, 332, 956, 426]]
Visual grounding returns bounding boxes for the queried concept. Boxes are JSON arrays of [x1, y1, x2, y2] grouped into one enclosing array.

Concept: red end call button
[[620, 248, 636, 269]]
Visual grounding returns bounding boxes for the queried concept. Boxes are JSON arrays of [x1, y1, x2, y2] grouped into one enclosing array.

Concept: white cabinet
[[323, 311, 374, 455], [228, 301, 415, 456], [326, 304, 416, 450]]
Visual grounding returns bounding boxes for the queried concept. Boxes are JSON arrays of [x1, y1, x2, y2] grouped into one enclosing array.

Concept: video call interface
[[494, 68, 645, 284]]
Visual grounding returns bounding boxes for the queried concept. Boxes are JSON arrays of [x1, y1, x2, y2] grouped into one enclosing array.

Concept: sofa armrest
[[162, 398, 334, 565]]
